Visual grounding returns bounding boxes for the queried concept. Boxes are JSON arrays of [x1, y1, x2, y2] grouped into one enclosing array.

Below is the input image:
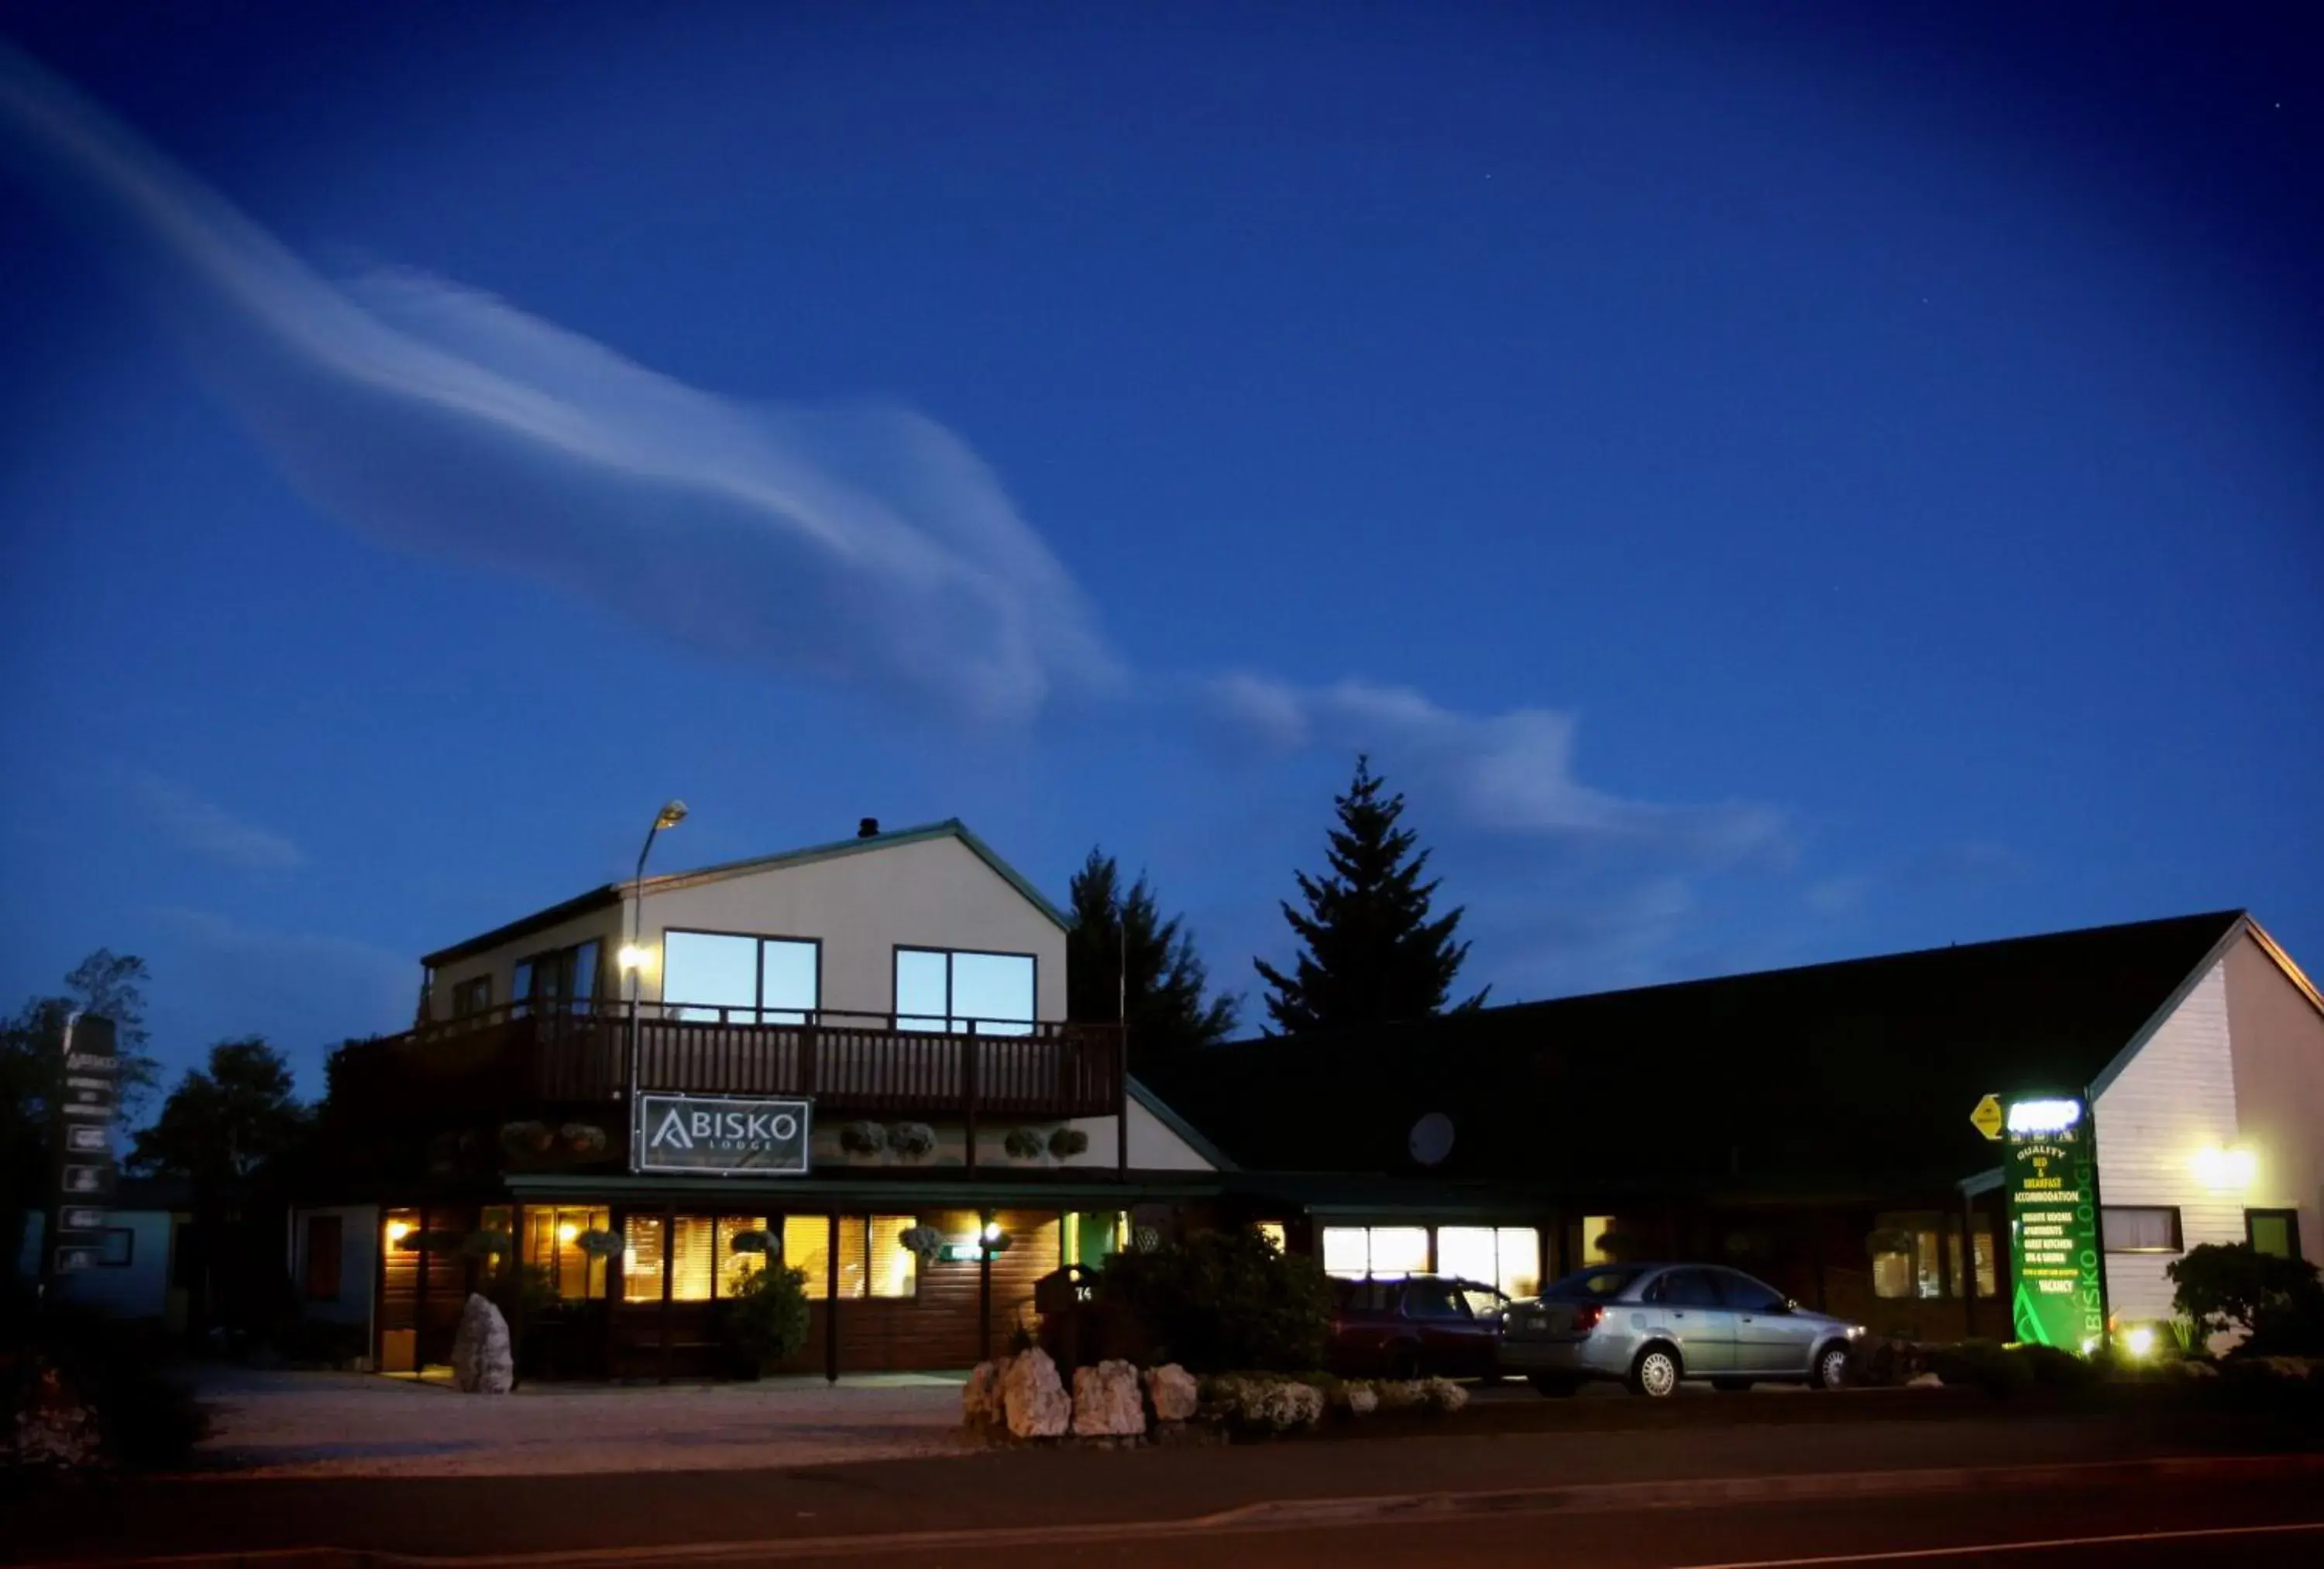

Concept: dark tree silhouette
[[1253, 755, 1486, 1034], [130, 1039, 310, 1189], [1067, 848, 1239, 1070]]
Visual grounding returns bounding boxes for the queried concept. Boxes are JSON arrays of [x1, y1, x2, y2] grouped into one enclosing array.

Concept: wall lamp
[[2191, 1146, 2256, 1190]]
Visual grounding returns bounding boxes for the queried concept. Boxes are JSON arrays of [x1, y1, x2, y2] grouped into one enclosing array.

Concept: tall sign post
[[42, 1012, 121, 1292], [2002, 1093, 2106, 1353]]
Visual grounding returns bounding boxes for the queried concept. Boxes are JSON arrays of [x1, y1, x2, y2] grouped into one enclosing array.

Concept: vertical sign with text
[[49, 1014, 119, 1277], [2004, 1095, 2103, 1352]]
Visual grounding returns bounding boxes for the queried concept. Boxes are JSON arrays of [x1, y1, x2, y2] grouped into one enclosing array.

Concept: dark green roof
[[1140, 911, 2249, 1197]]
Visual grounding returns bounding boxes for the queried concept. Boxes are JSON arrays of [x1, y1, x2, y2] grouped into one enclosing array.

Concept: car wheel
[[1528, 1373, 1580, 1398], [1384, 1344, 1423, 1382], [1711, 1377, 1752, 1393], [1628, 1344, 1682, 1398], [1813, 1343, 1851, 1390]]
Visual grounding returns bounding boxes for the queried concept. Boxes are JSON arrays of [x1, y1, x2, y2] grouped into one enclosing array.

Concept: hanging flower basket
[[499, 1121, 554, 1155], [840, 1120, 888, 1155], [898, 1225, 945, 1265], [1047, 1127, 1090, 1159], [576, 1229, 625, 1258], [559, 1123, 609, 1157], [461, 1229, 514, 1260], [886, 1122, 937, 1159], [728, 1230, 772, 1255], [1003, 1127, 1047, 1160]]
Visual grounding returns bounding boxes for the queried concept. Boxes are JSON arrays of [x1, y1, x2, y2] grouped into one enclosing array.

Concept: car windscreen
[[1540, 1266, 1645, 1300]]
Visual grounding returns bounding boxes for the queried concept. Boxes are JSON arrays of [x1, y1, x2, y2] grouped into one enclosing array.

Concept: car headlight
[[1845, 1325, 1865, 1339]]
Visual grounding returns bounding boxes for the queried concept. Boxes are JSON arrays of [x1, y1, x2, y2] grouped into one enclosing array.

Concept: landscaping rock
[[962, 1358, 1010, 1427], [1145, 1362, 1198, 1423], [451, 1293, 514, 1394], [1001, 1347, 1071, 1438], [10, 1362, 101, 1468], [1072, 1359, 1147, 1437], [1252, 1379, 1324, 1431], [1345, 1383, 1379, 1416], [1420, 1376, 1467, 1412], [1906, 1372, 1944, 1389]]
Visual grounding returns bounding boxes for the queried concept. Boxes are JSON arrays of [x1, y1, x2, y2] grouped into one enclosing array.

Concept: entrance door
[[1719, 1269, 1817, 1375], [1643, 1268, 1732, 1373]]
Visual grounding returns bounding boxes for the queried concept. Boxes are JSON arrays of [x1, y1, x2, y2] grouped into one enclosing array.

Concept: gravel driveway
[[190, 1365, 970, 1478]]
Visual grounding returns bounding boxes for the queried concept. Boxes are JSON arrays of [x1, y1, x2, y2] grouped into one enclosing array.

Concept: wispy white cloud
[[0, 45, 1119, 726], [1208, 674, 1789, 863], [131, 774, 305, 871]]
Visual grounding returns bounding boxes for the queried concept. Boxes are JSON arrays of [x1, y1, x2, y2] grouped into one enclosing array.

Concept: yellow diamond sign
[[1969, 1093, 2005, 1142]]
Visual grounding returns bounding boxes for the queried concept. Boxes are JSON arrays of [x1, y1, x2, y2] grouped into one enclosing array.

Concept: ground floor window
[[2102, 1206, 2183, 1254], [623, 1214, 772, 1302], [521, 1205, 610, 1299], [1872, 1213, 1996, 1300], [2247, 1208, 2302, 1260], [775, 1214, 919, 1299], [1322, 1224, 1537, 1289], [1580, 1215, 1618, 1265], [1064, 1211, 1128, 1267], [1434, 1226, 1542, 1299]]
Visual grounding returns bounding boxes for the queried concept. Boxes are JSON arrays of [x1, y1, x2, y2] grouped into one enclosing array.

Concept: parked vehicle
[[1499, 1263, 1862, 1397], [1328, 1275, 1511, 1380]]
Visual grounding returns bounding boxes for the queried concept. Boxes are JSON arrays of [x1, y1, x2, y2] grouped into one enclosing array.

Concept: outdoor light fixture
[[384, 1220, 412, 1245], [558, 1222, 579, 1245], [2005, 1098, 2083, 1136], [2192, 1145, 2257, 1190], [982, 1221, 1003, 1244], [2123, 1325, 2156, 1359], [655, 800, 689, 831], [617, 943, 651, 973]]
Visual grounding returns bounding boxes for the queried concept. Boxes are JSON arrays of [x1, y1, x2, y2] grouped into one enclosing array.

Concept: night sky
[[2, 2, 2317, 1104]]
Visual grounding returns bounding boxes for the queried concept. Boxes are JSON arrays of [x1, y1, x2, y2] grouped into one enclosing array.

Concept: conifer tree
[[1253, 756, 1486, 1033], [1067, 849, 1239, 1069]]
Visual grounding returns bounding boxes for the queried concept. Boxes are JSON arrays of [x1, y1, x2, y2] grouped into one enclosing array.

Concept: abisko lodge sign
[[632, 1092, 812, 1176]]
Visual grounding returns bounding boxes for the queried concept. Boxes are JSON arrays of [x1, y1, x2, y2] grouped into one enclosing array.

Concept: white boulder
[[1906, 1372, 1944, 1389], [1001, 1347, 1071, 1439], [963, 1358, 1011, 1427], [1071, 1359, 1147, 1437], [1145, 1362, 1199, 1423], [451, 1293, 514, 1394]]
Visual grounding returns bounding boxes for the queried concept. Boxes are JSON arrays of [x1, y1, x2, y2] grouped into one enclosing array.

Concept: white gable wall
[[2092, 960, 2242, 1326], [638, 833, 1066, 1020]]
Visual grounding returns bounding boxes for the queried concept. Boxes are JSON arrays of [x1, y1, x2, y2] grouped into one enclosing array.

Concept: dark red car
[[1327, 1275, 1511, 1380]]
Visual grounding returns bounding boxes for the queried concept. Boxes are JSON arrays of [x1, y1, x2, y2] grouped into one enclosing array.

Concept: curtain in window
[[783, 1216, 831, 1299]]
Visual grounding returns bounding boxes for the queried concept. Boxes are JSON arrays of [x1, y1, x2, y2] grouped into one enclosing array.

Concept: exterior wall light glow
[[558, 1222, 580, 1245], [2123, 1325, 2156, 1358], [982, 1221, 1003, 1244], [617, 943, 653, 973], [385, 1220, 412, 1245], [2191, 1146, 2256, 1190], [2006, 1099, 2082, 1135]]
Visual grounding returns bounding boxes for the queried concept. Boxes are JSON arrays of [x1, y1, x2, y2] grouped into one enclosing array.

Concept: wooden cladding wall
[[376, 1204, 480, 1372]]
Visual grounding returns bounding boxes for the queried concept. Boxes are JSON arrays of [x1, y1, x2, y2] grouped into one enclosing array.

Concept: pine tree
[[1253, 755, 1487, 1033], [1067, 849, 1239, 1070]]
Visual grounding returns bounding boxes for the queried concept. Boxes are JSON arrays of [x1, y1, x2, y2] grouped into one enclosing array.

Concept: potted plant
[[1047, 1127, 1090, 1159], [840, 1121, 887, 1158], [887, 1122, 937, 1161], [1003, 1127, 1047, 1161]]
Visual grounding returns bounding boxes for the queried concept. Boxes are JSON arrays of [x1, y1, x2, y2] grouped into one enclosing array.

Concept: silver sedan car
[[1500, 1262, 1863, 1397]]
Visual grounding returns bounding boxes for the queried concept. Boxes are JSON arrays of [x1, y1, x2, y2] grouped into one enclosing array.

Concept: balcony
[[336, 1001, 1125, 1125]]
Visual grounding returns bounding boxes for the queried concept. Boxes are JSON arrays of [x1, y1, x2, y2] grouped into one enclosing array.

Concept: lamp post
[[621, 801, 688, 1126]]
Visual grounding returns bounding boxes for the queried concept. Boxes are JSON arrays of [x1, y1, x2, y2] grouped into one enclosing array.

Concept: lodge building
[[287, 818, 2324, 1377]]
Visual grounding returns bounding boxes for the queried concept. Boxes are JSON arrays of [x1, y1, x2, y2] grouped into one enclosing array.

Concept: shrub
[[1198, 1373, 1325, 1432], [1095, 1226, 1332, 1373], [839, 1121, 886, 1155], [724, 1264, 811, 1373], [3, 1310, 209, 1471], [1048, 1127, 1090, 1159], [2169, 1243, 2324, 1355], [887, 1122, 937, 1159], [1003, 1127, 1047, 1159]]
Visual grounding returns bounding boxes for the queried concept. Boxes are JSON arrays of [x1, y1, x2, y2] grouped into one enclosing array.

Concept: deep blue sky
[[2, 2, 2318, 1107]]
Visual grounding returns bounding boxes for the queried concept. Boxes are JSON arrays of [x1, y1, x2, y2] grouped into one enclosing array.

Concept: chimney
[[858, 817, 880, 839]]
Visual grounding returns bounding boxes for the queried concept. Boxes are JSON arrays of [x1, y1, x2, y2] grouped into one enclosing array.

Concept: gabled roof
[[1138, 910, 2250, 1197], [423, 819, 1068, 967]]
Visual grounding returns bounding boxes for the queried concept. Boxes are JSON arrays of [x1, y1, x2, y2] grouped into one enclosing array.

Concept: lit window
[[784, 1216, 832, 1299], [1368, 1227, 1429, 1279], [1497, 1227, 1542, 1299], [1913, 1229, 1943, 1299], [524, 1205, 608, 1299], [1321, 1227, 1370, 1278], [671, 1216, 717, 1302], [1256, 1221, 1287, 1254], [1436, 1227, 1497, 1285], [1871, 1232, 1913, 1299], [867, 1215, 918, 1299], [623, 1214, 665, 1302], [717, 1216, 769, 1296], [1581, 1215, 1617, 1264], [2247, 1210, 2301, 1261], [1972, 1218, 1997, 1298], [664, 932, 821, 1022]]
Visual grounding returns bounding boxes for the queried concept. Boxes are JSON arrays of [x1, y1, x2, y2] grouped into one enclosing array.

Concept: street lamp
[[625, 800, 687, 1115]]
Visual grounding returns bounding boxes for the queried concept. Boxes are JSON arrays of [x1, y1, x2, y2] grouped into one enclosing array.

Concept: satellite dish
[[1408, 1112, 1456, 1167]]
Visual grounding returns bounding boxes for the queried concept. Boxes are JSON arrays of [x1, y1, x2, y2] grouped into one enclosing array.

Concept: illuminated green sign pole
[[2002, 1093, 2109, 1354]]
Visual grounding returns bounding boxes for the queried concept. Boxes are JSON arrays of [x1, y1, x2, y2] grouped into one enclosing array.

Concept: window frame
[[513, 941, 603, 1015], [449, 976, 492, 1019], [2246, 1208, 2302, 1261], [2102, 1205, 2185, 1255], [661, 929, 825, 1023], [890, 944, 1040, 1035]]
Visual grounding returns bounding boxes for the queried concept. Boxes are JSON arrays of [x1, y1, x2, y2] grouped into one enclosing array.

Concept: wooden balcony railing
[[335, 1001, 1125, 1126]]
